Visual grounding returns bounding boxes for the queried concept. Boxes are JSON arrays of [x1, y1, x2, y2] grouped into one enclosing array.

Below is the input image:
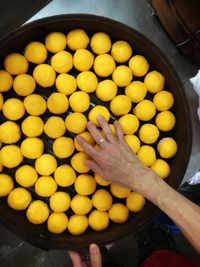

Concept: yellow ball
[[69, 91, 90, 112], [139, 123, 160, 144], [54, 165, 76, 187], [0, 145, 23, 168], [89, 210, 109, 231], [112, 65, 132, 87], [71, 194, 92, 215], [137, 145, 156, 166], [111, 40, 132, 63], [74, 131, 94, 152], [51, 51, 73, 73], [7, 188, 31, 210], [13, 74, 36, 96], [56, 74, 77, 95], [96, 80, 117, 101], [24, 41, 47, 64], [77, 71, 98, 93], [21, 137, 44, 159], [73, 49, 94, 71], [0, 174, 14, 197], [94, 54, 116, 77], [65, 112, 87, 134], [89, 105, 110, 126], [153, 90, 174, 111], [22, 116, 44, 137], [75, 174, 96, 195], [15, 165, 38, 187], [45, 32, 67, 53], [0, 70, 13, 92], [0, 93, 3, 110], [53, 137, 74, 158], [124, 135, 141, 154], [134, 100, 156, 121], [44, 116, 66, 138], [33, 64, 56, 87], [110, 95, 131, 116], [108, 203, 129, 223], [0, 121, 21, 144], [90, 32, 111, 54], [26, 200, 49, 225], [151, 159, 170, 179], [119, 114, 139, 134], [144, 70, 165, 93], [129, 55, 149, 77], [92, 189, 113, 211], [50, 191, 71, 212], [71, 152, 91, 174], [125, 81, 147, 103], [4, 53, 28, 75], [3, 98, 25, 121], [35, 154, 57, 176], [47, 92, 69, 114], [95, 173, 110, 186], [24, 94, 47, 116], [68, 215, 88, 235], [126, 192, 145, 212], [66, 29, 89, 50], [157, 137, 177, 159], [156, 111, 176, 131], [35, 176, 57, 197], [110, 183, 130, 198], [47, 212, 68, 234]]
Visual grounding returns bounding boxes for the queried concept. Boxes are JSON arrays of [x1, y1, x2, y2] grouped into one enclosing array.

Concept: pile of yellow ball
[[0, 29, 177, 236]]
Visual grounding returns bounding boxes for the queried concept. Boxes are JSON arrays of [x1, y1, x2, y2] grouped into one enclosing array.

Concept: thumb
[[90, 244, 102, 267]]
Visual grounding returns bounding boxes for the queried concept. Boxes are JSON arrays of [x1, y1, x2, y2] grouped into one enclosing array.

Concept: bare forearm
[[133, 174, 200, 253]]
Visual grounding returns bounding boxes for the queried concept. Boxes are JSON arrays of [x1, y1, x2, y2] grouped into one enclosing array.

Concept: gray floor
[[0, 0, 200, 266]]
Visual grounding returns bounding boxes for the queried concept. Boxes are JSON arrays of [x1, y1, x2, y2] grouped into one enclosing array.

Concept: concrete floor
[[0, 0, 200, 266]]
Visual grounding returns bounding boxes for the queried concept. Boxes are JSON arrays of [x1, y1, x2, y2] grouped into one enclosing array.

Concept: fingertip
[[90, 243, 100, 255]]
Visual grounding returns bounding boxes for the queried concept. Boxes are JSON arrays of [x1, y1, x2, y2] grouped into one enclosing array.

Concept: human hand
[[68, 243, 102, 267], [77, 116, 157, 195]]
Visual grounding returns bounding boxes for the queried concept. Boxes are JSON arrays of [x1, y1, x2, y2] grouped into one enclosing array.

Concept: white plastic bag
[[190, 70, 200, 120]]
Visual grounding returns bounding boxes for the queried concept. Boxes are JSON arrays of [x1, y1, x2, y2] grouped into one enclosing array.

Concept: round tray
[[0, 14, 192, 250]]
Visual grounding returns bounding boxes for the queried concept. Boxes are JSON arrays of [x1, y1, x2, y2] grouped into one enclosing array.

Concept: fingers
[[68, 251, 83, 267], [114, 121, 124, 142], [85, 160, 104, 177], [97, 116, 115, 143], [90, 244, 102, 267], [87, 121, 107, 147], [76, 136, 98, 160]]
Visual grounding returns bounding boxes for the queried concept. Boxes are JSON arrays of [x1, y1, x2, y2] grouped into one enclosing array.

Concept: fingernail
[[96, 115, 102, 120], [90, 244, 99, 254]]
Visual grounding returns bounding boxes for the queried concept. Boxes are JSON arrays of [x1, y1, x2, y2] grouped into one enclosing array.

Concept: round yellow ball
[[125, 81, 147, 103], [71, 152, 91, 174], [47, 92, 69, 114], [110, 95, 131, 116], [53, 137, 74, 158], [73, 48, 94, 71], [0, 174, 14, 197], [139, 123, 160, 144], [129, 55, 149, 77], [157, 137, 178, 159], [15, 165, 38, 187], [54, 165, 76, 187], [151, 159, 170, 179], [124, 135, 141, 154], [74, 131, 94, 152], [74, 174, 96, 195], [153, 90, 174, 111], [45, 32, 67, 53], [65, 112, 87, 134], [35, 154, 57, 176], [7, 188, 31, 210], [126, 192, 146, 212], [44, 116, 66, 138], [51, 51, 73, 73], [108, 203, 129, 223], [92, 189, 113, 211], [0, 121, 21, 144], [13, 74, 36, 96], [0, 145, 23, 168], [144, 70, 165, 93], [26, 200, 49, 224], [94, 173, 110, 186], [111, 40, 132, 63], [68, 215, 88, 235], [119, 114, 139, 134], [112, 65, 132, 87], [156, 111, 176, 131], [94, 54, 116, 77], [3, 98, 25, 121], [89, 105, 110, 126], [33, 64, 56, 88], [21, 137, 44, 159], [22, 116, 44, 137], [24, 94, 47, 116], [71, 194, 92, 215], [47, 212, 68, 234], [89, 210, 109, 231], [110, 183, 130, 198], [77, 71, 98, 93], [56, 73, 77, 95], [90, 32, 111, 54], [0, 70, 13, 92], [134, 99, 156, 121], [69, 91, 90, 112], [50, 191, 71, 212], [4, 53, 28, 75], [137, 145, 156, 166], [96, 80, 117, 101], [66, 29, 89, 50], [35, 176, 57, 197], [24, 41, 47, 64]]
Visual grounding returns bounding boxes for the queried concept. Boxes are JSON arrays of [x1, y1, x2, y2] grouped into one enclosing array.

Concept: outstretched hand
[[77, 115, 155, 194]]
